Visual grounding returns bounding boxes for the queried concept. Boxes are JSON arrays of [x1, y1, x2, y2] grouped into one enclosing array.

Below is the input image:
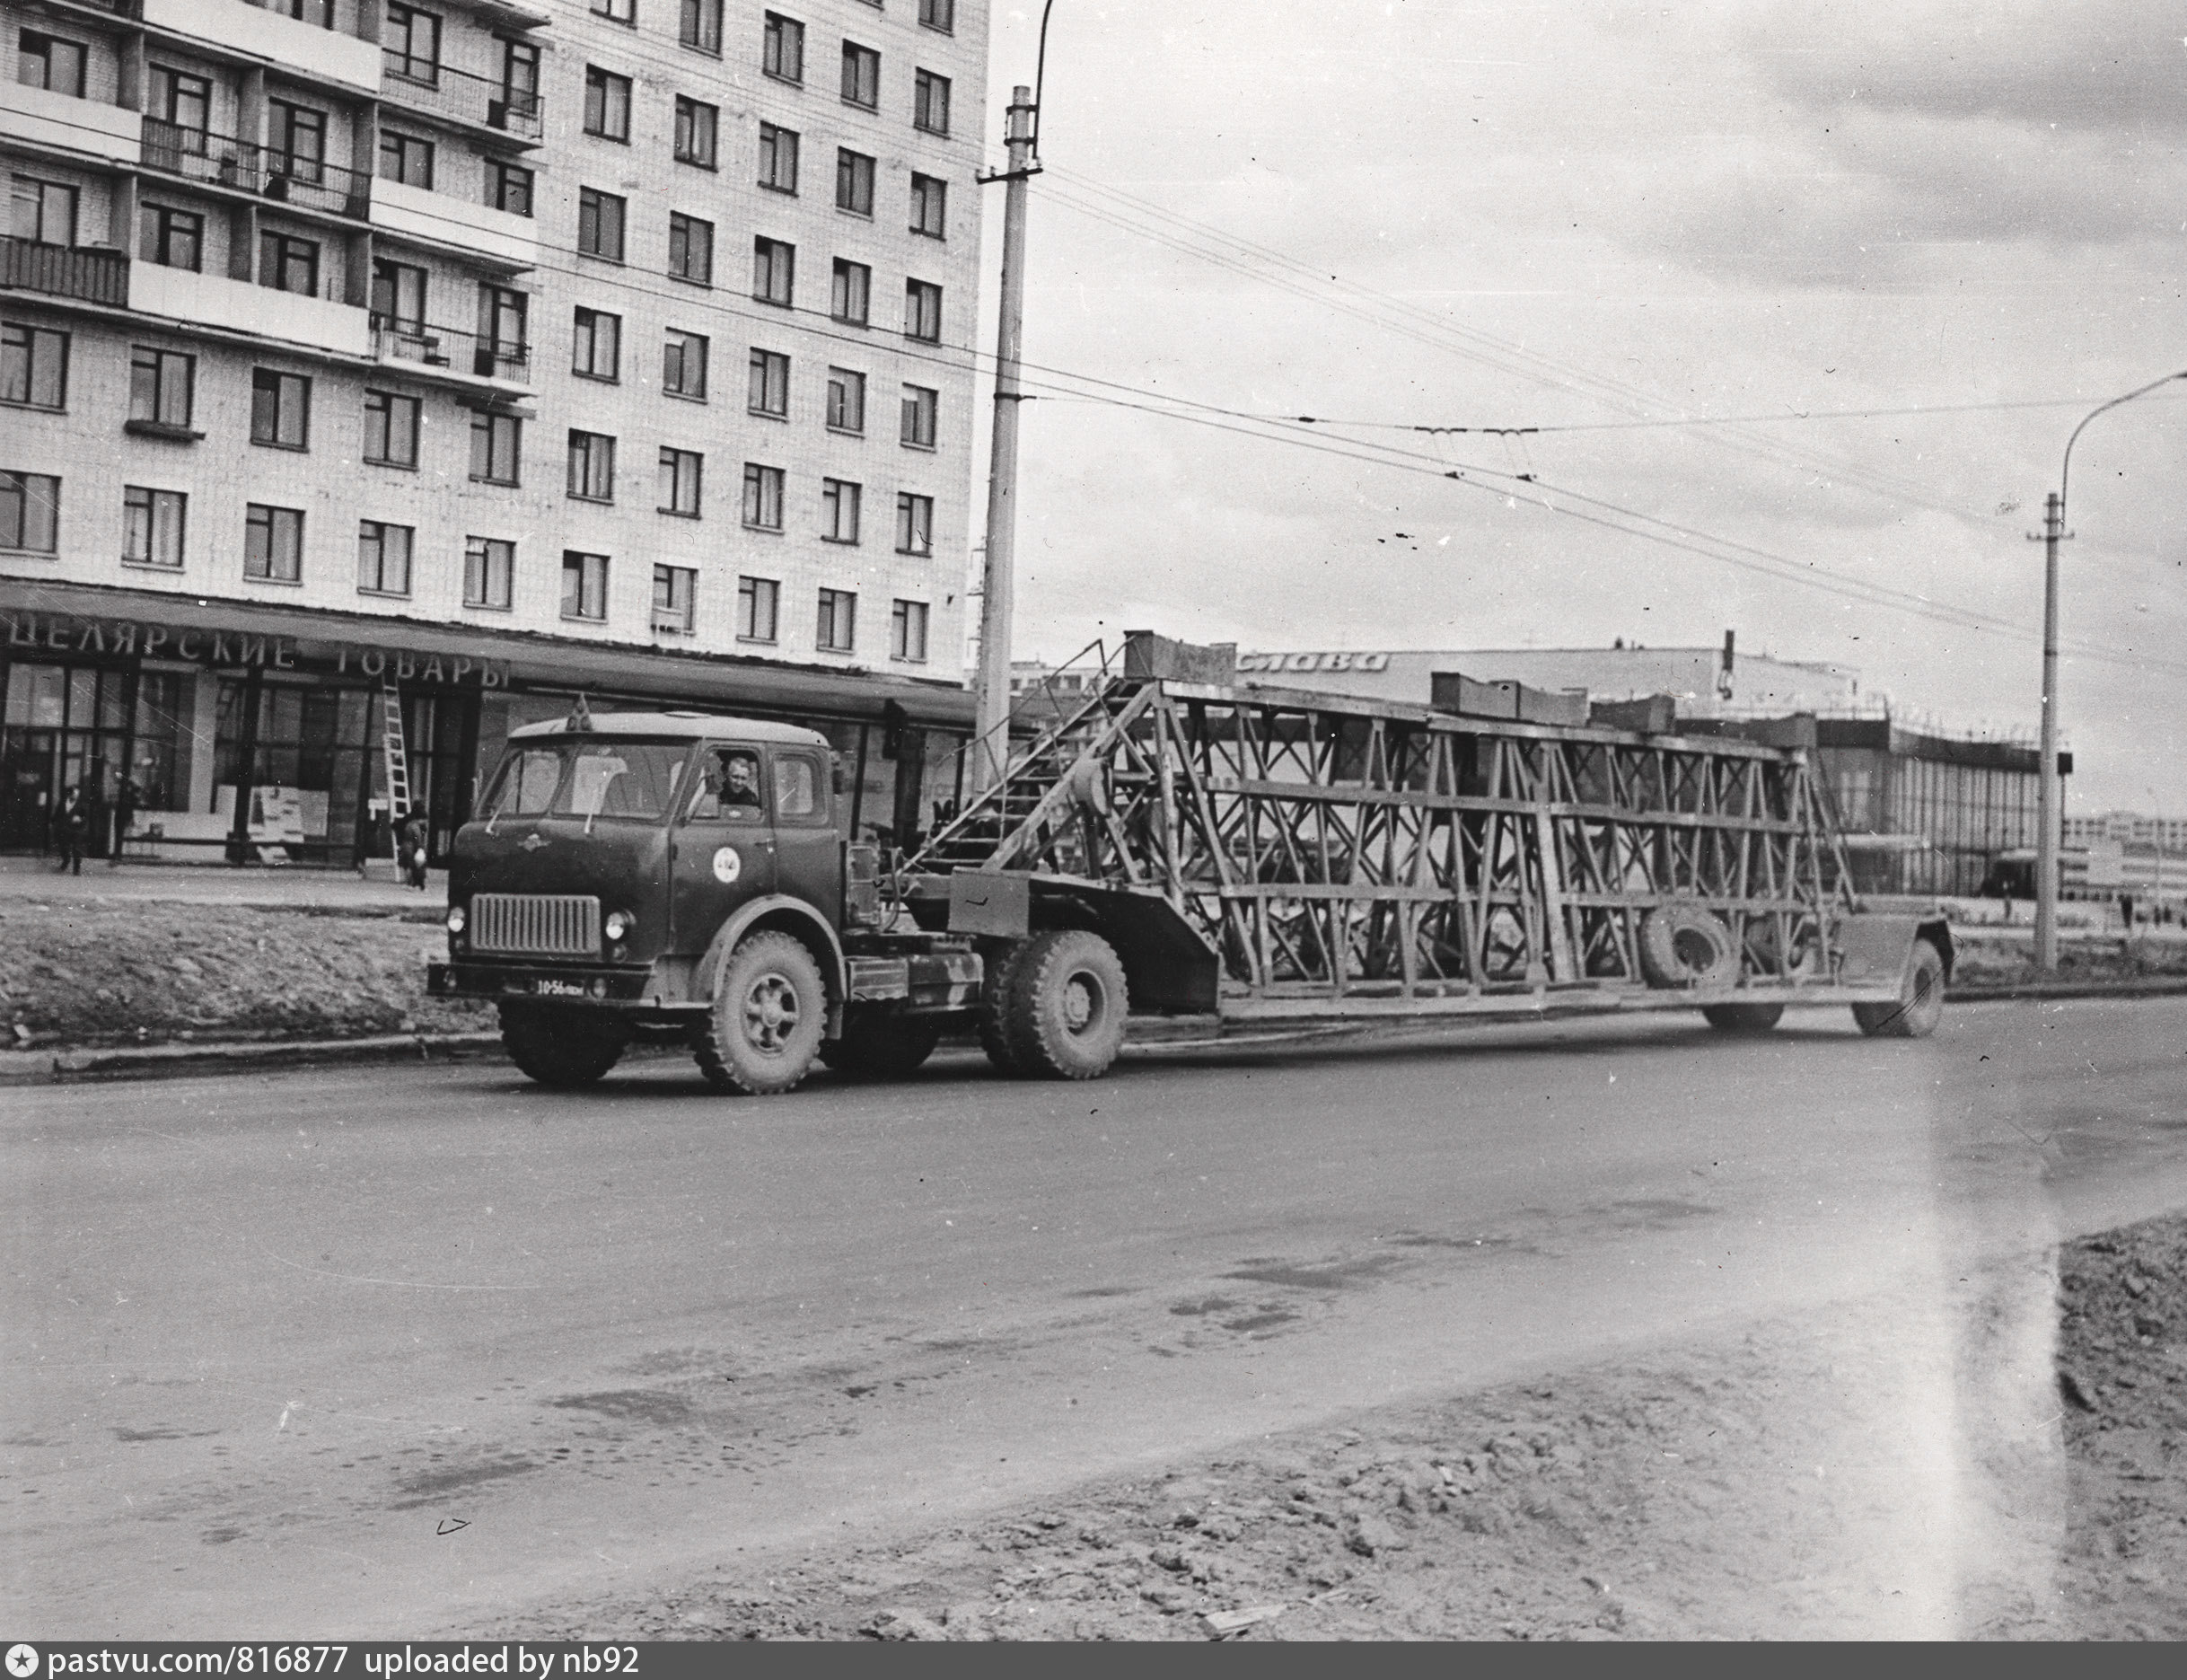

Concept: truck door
[[670, 743, 775, 953], [768, 745, 841, 926]]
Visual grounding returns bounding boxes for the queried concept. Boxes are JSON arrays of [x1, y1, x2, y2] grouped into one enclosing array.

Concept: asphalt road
[[6, 998, 2183, 1637]]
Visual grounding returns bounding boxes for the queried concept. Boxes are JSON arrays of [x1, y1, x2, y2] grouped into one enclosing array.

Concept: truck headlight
[[445, 905, 467, 935], [604, 910, 633, 941]]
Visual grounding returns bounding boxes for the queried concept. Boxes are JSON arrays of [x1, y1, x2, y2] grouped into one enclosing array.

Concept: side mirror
[[830, 752, 849, 796]]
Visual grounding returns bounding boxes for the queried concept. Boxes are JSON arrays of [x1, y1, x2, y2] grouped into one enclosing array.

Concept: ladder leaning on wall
[[378, 676, 411, 868]]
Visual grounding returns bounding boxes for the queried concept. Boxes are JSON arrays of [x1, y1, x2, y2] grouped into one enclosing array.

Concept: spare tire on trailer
[[1638, 903, 1741, 989]]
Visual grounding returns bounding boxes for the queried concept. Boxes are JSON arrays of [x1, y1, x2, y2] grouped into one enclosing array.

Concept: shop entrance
[[0, 661, 135, 856]]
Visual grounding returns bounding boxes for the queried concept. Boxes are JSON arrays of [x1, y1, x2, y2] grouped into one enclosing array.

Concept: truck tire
[[500, 1003, 627, 1088], [693, 930, 826, 1094], [1701, 1003, 1784, 1034], [1004, 928, 1129, 1080], [1638, 903, 1740, 989], [977, 937, 1032, 1073], [820, 1013, 944, 1079], [1852, 937, 1947, 1040]]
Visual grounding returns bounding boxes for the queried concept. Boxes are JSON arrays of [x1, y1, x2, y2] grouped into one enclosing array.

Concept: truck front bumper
[[428, 962, 664, 1006]]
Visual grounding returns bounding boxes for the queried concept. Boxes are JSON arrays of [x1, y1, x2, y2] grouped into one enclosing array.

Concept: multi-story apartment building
[[0, 0, 985, 864]]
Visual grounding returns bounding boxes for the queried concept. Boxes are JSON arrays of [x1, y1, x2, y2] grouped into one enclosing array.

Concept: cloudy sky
[[963, 0, 2185, 814]]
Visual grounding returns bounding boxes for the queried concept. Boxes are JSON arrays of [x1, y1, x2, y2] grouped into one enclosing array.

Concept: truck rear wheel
[[500, 1003, 627, 1088], [977, 937, 1032, 1073], [694, 930, 826, 1094], [1852, 937, 1946, 1040], [1005, 928, 1129, 1080], [1701, 1003, 1784, 1034], [820, 1013, 944, 1079]]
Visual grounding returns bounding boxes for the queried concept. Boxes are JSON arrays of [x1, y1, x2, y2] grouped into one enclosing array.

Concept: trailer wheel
[[693, 930, 826, 1094], [1005, 928, 1129, 1080], [1852, 937, 1947, 1040], [500, 1003, 627, 1088], [977, 937, 1032, 1073], [1638, 904, 1740, 989], [819, 1013, 944, 1079], [1701, 1003, 1785, 1034]]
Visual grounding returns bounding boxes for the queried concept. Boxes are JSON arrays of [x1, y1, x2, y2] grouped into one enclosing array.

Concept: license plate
[[531, 977, 591, 998]]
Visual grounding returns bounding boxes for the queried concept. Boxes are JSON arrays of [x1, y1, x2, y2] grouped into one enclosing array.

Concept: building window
[[681, 0, 723, 54], [830, 259, 871, 326], [502, 39, 540, 119], [578, 188, 626, 260], [895, 492, 933, 556], [356, 520, 413, 595], [487, 159, 533, 216], [825, 366, 865, 434], [584, 66, 631, 141], [244, 504, 303, 582], [762, 12, 804, 84], [668, 212, 714, 283], [140, 204, 201, 271], [464, 536, 514, 609], [378, 129, 435, 189], [384, 4, 440, 81], [250, 368, 310, 450], [363, 389, 422, 469], [127, 346, 194, 432], [821, 478, 860, 544], [841, 40, 879, 110], [748, 347, 789, 417], [591, 0, 636, 22], [3, 322, 68, 410], [904, 278, 942, 342], [752, 237, 795, 306], [371, 258, 426, 330], [122, 486, 185, 570], [815, 586, 856, 652], [675, 97, 719, 168], [742, 462, 784, 531], [0, 471, 58, 553], [900, 383, 938, 448], [567, 430, 616, 502], [663, 329, 707, 399], [913, 69, 950, 136], [561, 550, 609, 621], [572, 307, 620, 381], [758, 122, 799, 192], [891, 598, 929, 663], [657, 446, 702, 517], [479, 285, 527, 365], [259, 231, 320, 296], [13, 175, 77, 245], [19, 32, 87, 98], [738, 575, 780, 642], [836, 147, 874, 215], [470, 410, 520, 484], [268, 100, 328, 184], [910, 172, 947, 238], [653, 564, 697, 634], [919, 0, 955, 31]]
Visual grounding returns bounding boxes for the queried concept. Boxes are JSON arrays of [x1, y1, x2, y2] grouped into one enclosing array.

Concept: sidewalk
[[0, 854, 445, 917]]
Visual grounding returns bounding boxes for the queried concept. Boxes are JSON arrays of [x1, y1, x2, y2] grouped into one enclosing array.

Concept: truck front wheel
[[500, 1003, 628, 1088], [1852, 937, 1947, 1040], [695, 930, 827, 1094], [1005, 928, 1129, 1080], [820, 1013, 944, 1079]]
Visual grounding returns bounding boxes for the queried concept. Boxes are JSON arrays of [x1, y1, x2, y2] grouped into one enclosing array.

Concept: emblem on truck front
[[712, 847, 742, 884], [520, 834, 549, 851]]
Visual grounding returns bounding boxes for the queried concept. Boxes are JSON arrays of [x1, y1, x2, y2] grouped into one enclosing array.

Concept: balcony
[[380, 54, 542, 145], [140, 0, 380, 95], [370, 315, 531, 385], [132, 263, 369, 356], [0, 235, 129, 305], [0, 83, 143, 167], [370, 179, 536, 268], [142, 119, 370, 219]]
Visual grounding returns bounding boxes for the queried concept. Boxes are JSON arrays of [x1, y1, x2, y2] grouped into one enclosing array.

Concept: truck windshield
[[482, 741, 693, 823]]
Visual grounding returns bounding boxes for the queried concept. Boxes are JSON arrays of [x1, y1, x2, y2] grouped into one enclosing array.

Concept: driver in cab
[[692, 749, 764, 821]]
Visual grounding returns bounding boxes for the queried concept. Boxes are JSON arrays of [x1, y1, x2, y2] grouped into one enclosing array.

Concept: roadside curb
[[4, 982, 2182, 1087]]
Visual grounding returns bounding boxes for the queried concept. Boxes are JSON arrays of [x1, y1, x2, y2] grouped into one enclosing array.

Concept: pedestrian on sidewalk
[[110, 772, 138, 868], [401, 813, 430, 891], [54, 786, 85, 875]]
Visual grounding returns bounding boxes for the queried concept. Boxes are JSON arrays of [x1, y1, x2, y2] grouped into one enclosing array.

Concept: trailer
[[428, 635, 1950, 1090]]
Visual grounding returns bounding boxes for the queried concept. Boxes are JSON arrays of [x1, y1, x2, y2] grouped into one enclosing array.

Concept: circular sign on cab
[[711, 846, 742, 884]]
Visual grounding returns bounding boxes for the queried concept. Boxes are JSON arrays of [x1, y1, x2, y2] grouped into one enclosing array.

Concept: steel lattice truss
[[911, 682, 1858, 998]]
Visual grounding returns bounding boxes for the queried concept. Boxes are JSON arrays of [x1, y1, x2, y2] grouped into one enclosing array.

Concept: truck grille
[[470, 893, 600, 955]]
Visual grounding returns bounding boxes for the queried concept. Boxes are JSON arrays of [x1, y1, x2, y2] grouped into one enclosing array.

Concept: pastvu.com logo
[[6, 1644, 40, 1678]]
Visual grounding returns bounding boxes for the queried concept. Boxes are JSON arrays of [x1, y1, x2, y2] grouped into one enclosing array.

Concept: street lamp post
[[2031, 369, 2187, 971]]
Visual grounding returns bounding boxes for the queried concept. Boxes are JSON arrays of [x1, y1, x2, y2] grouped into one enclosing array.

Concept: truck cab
[[429, 708, 979, 1094]]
